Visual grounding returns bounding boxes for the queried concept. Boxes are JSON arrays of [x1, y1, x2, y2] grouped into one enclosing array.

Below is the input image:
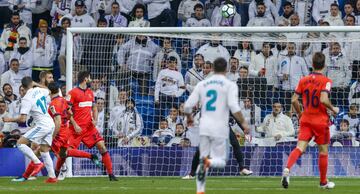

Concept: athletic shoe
[[197, 158, 210, 182], [11, 176, 27, 182], [27, 176, 37, 181], [240, 168, 253, 176], [109, 174, 118, 181], [91, 154, 101, 168], [181, 174, 195, 180], [30, 162, 44, 177], [320, 181, 335, 189], [281, 168, 290, 189], [45, 177, 58, 183]]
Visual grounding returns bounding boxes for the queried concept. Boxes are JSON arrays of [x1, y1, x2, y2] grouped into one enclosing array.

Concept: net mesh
[[68, 29, 360, 177]]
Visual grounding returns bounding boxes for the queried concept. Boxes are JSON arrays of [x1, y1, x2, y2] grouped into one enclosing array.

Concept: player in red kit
[[281, 52, 339, 189], [67, 71, 118, 181]]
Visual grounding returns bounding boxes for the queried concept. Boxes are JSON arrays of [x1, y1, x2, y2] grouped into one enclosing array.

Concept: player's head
[[21, 76, 33, 90], [48, 82, 59, 95], [159, 119, 168, 129], [213, 57, 228, 74], [39, 71, 54, 86], [77, 71, 91, 85], [312, 52, 326, 71]]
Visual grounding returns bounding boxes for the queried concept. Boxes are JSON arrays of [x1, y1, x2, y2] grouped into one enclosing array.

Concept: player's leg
[[95, 140, 118, 181], [196, 136, 211, 194], [228, 129, 252, 176], [39, 144, 57, 183], [182, 147, 199, 179]]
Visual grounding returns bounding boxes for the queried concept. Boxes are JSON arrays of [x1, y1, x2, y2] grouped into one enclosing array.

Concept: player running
[[66, 71, 117, 181], [47, 82, 101, 180], [184, 57, 249, 194], [4, 77, 57, 183], [281, 52, 339, 189]]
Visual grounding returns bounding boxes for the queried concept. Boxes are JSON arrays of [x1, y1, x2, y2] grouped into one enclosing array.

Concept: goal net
[[66, 27, 360, 177]]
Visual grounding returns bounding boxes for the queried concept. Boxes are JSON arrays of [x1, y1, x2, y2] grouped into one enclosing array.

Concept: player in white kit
[[184, 58, 249, 194], [3, 77, 57, 183]]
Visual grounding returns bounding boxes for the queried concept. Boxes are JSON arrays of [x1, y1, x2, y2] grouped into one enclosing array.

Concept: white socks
[[209, 158, 226, 168], [17, 144, 41, 164], [40, 152, 56, 178], [196, 165, 208, 193]]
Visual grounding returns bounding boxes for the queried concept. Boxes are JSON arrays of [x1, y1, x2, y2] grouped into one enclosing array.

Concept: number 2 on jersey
[[304, 89, 319, 108], [36, 96, 47, 114], [206, 90, 217, 111]]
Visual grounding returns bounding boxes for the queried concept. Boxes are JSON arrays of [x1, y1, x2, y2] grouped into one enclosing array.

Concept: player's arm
[[184, 85, 200, 126], [53, 115, 61, 138], [92, 103, 98, 126], [228, 83, 250, 133], [291, 93, 302, 116], [3, 114, 27, 123], [320, 91, 339, 114]]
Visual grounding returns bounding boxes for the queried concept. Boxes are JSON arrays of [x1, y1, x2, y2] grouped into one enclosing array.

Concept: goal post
[[65, 26, 360, 177]]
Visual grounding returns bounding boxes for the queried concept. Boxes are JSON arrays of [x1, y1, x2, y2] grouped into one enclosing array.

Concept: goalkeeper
[[182, 112, 253, 179]]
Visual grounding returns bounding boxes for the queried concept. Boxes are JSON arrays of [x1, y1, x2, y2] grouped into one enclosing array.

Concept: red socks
[[55, 158, 66, 172], [102, 152, 113, 175], [23, 161, 35, 179], [319, 153, 328, 185], [286, 148, 302, 169], [67, 149, 92, 159]]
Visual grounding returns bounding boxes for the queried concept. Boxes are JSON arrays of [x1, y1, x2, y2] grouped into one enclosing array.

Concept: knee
[[97, 142, 107, 154]]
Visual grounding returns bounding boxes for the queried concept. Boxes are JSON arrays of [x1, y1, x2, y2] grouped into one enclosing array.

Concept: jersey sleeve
[[20, 97, 32, 115], [48, 101, 62, 117], [66, 89, 76, 106], [321, 78, 332, 93], [227, 82, 241, 114], [295, 78, 303, 95], [184, 83, 200, 114]]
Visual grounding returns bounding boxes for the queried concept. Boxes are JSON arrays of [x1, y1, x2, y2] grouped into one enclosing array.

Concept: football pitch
[[0, 177, 359, 194]]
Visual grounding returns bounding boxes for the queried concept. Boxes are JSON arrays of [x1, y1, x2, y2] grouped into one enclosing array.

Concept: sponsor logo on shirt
[[79, 101, 93, 107]]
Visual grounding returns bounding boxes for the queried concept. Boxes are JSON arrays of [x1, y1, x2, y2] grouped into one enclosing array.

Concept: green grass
[[0, 177, 359, 194]]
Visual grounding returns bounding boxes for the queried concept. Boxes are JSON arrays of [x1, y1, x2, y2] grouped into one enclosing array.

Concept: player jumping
[[184, 58, 249, 194], [281, 52, 339, 189], [66, 71, 117, 181]]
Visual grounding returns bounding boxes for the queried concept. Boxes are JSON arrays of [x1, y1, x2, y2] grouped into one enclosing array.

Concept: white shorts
[[23, 125, 54, 145], [199, 135, 228, 161]]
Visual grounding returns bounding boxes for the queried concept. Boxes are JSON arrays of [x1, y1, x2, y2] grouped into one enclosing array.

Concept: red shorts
[[298, 121, 330, 145], [68, 125, 103, 149], [51, 128, 69, 154]]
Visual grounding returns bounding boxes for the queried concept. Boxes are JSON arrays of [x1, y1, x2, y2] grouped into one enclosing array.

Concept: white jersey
[[184, 74, 241, 139], [21, 87, 54, 127]]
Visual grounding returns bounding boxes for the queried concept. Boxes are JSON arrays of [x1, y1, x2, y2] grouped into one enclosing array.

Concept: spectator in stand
[[247, 2, 275, 51], [128, 3, 150, 27], [105, 2, 128, 27], [112, 98, 143, 147], [178, 0, 202, 26], [343, 2, 354, 23], [312, 0, 338, 25], [178, 102, 185, 121], [256, 102, 295, 141], [96, 97, 105, 135], [186, 3, 211, 49], [233, 41, 256, 68], [275, 1, 294, 26], [240, 98, 262, 137], [349, 70, 360, 107], [226, 57, 240, 82], [2, 83, 17, 105], [166, 106, 183, 133], [203, 0, 221, 20], [325, 42, 351, 106], [278, 42, 309, 111], [211, 1, 241, 27], [285, 14, 305, 51], [91, 76, 106, 99], [50, 0, 71, 27], [0, 12, 31, 63], [1, 58, 24, 97], [185, 53, 204, 93], [168, 123, 186, 146], [248, 0, 278, 21], [143, 0, 176, 27], [70, 0, 99, 19], [343, 104, 359, 137], [344, 15, 360, 80], [202, 60, 213, 79], [354, 0, 360, 25], [196, 39, 230, 63], [155, 56, 185, 118], [239, 66, 249, 78], [117, 35, 160, 95], [57, 17, 71, 81], [292, 0, 313, 25], [324, 3, 344, 26], [331, 119, 353, 141], [8, 85, 29, 134], [10, 37, 33, 77], [251, 42, 278, 88], [8, 0, 35, 28], [152, 119, 174, 146], [109, 89, 128, 128], [31, 19, 56, 82], [71, 0, 96, 27], [0, 101, 11, 133], [153, 37, 181, 81], [31, 0, 51, 34]]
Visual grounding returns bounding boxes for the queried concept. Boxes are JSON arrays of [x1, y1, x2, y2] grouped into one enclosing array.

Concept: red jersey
[[66, 87, 95, 128], [48, 96, 69, 130], [295, 72, 332, 125]]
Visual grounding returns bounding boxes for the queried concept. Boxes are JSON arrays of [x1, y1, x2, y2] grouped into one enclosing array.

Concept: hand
[[258, 69, 265, 77], [274, 134, 282, 141], [2, 117, 12, 122], [74, 124, 82, 134], [332, 107, 339, 115]]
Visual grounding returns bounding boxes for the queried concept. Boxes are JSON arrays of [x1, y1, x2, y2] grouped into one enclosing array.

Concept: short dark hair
[[2, 83, 12, 92], [346, 14, 356, 22], [111, 1, 119, 6], [19, 37, 27, 42], [61, 17, 71, 25], [340, 119, 350, 126], [239, 66, 248, 71], [10, 58, 19, 64], [349, 103, 358, 110], [256, 1, 265, 7], [194, 53, 204, 60], [213, 57, 227, 73], [194, 3, 203, 10], [312, 52, 325, 70], [48, 82, 59, 95], [283, 1, 292, 7], [39, 71, 52, 81], [21, 76, 33, 89], [0, 100, 6, 105], [330, 3, 339, 8], [12, 11, 20, 17], [160, 118, 168, 124], [78, 71, 90, 83]]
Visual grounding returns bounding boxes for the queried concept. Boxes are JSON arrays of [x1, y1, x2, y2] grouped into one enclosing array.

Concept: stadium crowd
[[0, 0, 360, 148]]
